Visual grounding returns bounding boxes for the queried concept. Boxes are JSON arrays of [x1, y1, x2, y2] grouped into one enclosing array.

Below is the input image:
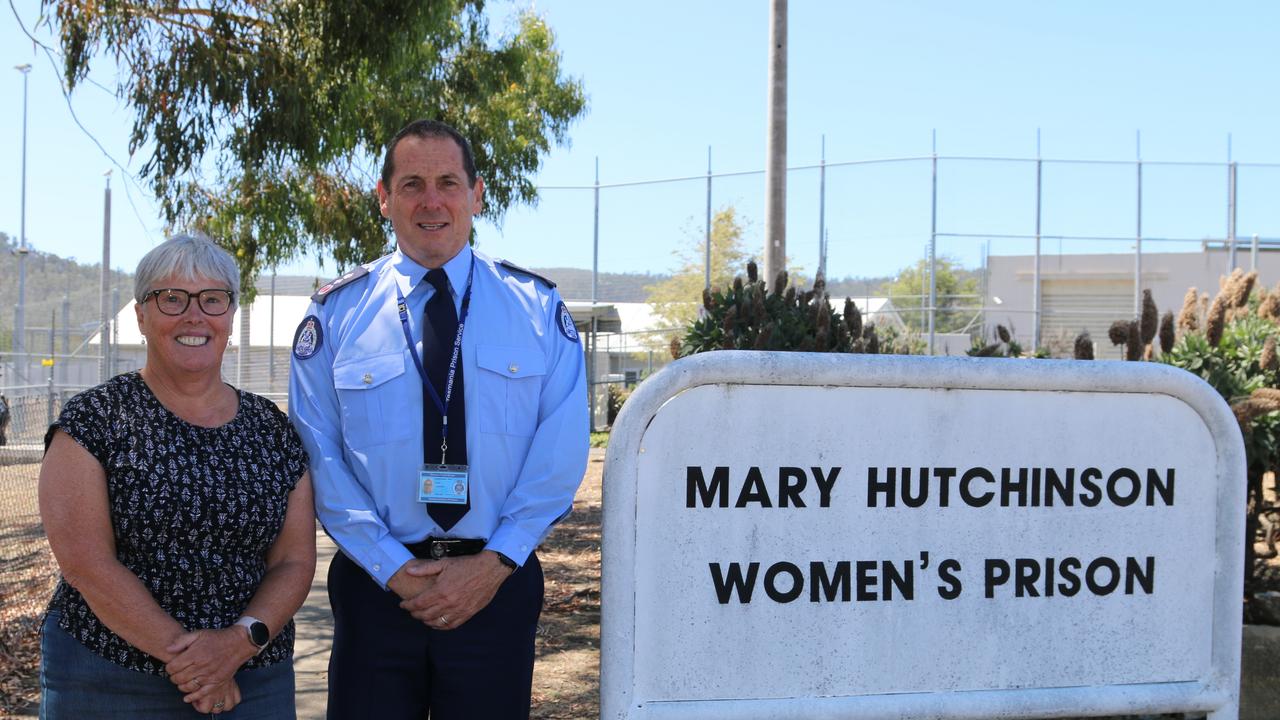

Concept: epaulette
[[497, 259, 556, 289], [311, 265, 371, 304]]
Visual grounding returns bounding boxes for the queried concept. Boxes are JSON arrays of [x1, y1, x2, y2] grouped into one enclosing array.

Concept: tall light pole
[[14, 63, 31, 369], [763, 0, 787, 288]]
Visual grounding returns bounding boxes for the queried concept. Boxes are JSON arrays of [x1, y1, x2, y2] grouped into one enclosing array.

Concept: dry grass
[[0, 461, 55, 718], [531, 451, 603, 719]]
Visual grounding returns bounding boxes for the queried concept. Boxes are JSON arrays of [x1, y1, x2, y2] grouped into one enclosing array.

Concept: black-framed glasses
[[143, 288, 236, 316]]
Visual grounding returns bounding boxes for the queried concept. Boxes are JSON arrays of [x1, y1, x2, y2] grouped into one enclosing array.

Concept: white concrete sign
[[602, 352, 1245, 720]]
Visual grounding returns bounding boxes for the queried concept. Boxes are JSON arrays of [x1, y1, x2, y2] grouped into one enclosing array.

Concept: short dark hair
[[380, 120, 478, 189]]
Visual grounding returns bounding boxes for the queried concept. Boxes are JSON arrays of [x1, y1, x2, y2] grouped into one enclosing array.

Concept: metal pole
[[1135, 131, 1143, 318], [1228, 161, 1238, 271], [763, 0, 788, 287], [1252, 233, 1260, 271], [589, 158, 599, 431], [100, 173, 112, 382], [60, 293, 70, 385], [111, 286, 120, 377], [1033, 129, 1042, 351], [705, 146, 712, 291], [269, 271, 276, 391], [818, 135, 827, 280], [928, 130, 938, 355], [237, 293, 249, 387], [14, 64, 31, 372], [47, 310, 55, 426]]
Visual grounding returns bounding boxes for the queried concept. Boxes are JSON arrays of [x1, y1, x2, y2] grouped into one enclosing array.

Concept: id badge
[[419, 464, 469, 505]]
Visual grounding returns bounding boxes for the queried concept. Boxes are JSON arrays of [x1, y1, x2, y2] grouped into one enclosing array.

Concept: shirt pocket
[[475, 344, 547, 437], [333, 351, 413, 447]]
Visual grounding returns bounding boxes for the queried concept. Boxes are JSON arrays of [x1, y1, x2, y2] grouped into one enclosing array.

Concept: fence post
[[47, 310, 55, 427], [1135, 133, 1143, 318], [705, 147, 712, 291], [1033, 131, 1042, 351], [928, 131, 938, 355]]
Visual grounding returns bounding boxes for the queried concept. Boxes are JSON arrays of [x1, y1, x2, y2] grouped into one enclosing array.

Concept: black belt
[[406, 537, 487, 560]]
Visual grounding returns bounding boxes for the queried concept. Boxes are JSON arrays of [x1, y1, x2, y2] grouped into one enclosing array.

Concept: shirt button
[[362, 373, 373, 384], [372, 564, 381, 572], [508, 363, 519, 374]]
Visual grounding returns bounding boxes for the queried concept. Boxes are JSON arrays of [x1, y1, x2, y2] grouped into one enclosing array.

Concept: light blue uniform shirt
[[289, 246, 589, 588]]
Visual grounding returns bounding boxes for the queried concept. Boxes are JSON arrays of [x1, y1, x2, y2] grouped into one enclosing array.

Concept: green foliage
[[1116, 271, 1280, 604], [646, 207, 754, 336], [966, 324, 1025, 358], [44, 1, 587, 299], [589, 431, 610, 449], [606, 383, 633, 426], [675, 262, 917, 356], [881, 255, 981, 333]]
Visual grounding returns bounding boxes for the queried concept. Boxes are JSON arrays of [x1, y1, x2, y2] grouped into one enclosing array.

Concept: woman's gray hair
[[133, 234, 240, 304]]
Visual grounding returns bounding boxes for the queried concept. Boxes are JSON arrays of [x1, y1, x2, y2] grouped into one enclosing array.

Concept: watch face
[[249, 621, 269, 647]]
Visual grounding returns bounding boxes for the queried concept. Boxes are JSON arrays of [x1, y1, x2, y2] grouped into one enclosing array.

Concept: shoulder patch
[[497, 259, 556, 289], [293, 315, 323, 359], [311, 265, 370, 304], [556, 301, 580, 343]]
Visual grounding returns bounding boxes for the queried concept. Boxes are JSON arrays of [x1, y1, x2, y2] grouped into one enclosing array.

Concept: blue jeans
[[40, 611, 296, 719]]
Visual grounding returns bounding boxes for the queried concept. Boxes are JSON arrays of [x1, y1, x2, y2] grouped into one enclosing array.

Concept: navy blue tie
[[423, 268, 468, 530]]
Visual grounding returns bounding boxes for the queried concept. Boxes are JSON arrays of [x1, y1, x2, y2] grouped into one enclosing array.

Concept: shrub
[[674, 261, 919, 357]]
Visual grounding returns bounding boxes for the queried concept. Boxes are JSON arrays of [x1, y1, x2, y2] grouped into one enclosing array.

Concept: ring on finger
[[192, 678, 202, 689], [214, 701, 225, 709], [439, 615, 449, 625]]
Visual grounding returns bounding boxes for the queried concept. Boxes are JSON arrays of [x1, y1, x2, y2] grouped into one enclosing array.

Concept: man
[[289, 119, 588, 719]]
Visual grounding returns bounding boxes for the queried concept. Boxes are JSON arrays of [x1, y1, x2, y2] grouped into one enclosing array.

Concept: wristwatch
[[493, 551, 518, 573], [234, 616, 270, 652]]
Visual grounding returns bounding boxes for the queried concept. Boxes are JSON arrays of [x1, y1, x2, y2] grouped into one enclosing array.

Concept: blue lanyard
[[395, 255, 475, 461]]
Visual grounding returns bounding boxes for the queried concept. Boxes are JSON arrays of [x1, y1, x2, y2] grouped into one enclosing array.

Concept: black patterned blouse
[[44, 371, 308, 676]]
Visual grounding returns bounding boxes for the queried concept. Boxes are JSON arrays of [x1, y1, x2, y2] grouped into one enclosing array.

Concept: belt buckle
[[430, 541, 447, 559]]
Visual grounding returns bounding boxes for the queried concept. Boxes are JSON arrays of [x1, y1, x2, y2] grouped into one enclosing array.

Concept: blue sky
[[3, 1, 1280, 284]]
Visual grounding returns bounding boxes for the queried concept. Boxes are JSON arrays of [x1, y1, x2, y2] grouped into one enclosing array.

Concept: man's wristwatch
[[234, 616, 270, 652], [493, 551, 518, 573]]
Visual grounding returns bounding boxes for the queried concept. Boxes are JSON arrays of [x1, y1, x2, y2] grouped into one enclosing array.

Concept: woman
[[38, 234, 316, 718]]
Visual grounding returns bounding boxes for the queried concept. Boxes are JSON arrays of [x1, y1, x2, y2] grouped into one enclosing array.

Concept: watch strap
[[493, 551, 518, 573], [234, 615, 269, 652]]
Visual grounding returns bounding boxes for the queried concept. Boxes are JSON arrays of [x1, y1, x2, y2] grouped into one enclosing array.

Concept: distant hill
[[0, 233, 132, 353], [528, 267, 668, 303]]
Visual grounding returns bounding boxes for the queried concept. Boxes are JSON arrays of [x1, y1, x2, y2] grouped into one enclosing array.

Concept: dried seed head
[[1073, 331, 1095, 360], [733, 275, 744, 294], [747, 260, 758, 284], [1140, 289, 1159, 346], [813, 271, 826, 295], [753, 322, 773, 350], [773, 271, 788, 297], [1206, 294, 1227, 347], [669, 336, 683, 360], [1125, 320, 1142, 361], [1259, 283, 1280, 323], [1236, 270, 1259, 308], [865, 326, 880, 354], [997, 325, 1011, 344], [1261, 336, 1278, 372], [845, 298, 862, 338], [1253, 387, 1280, 402], [1108, 319, 1131, 346], [702, 288, 713, 312], [1177, 287, 1199, 333], [785, 286, 796, 305], [1159, 311, 1175, 355]]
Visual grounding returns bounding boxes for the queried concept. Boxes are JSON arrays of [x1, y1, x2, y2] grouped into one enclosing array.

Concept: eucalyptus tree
[[46, 0, 586, 295]]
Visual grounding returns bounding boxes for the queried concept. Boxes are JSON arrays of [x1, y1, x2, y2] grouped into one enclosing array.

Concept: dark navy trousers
[[326, 550, 543, 720]]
